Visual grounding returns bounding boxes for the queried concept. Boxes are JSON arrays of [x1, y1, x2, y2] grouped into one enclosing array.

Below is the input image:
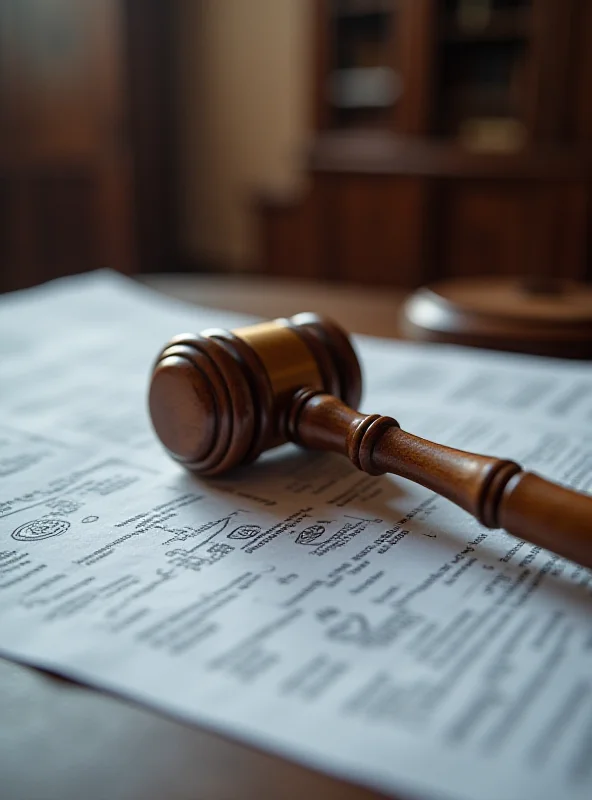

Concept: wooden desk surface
[[141, 273, 408, 339], [1, 275, 405, 800]]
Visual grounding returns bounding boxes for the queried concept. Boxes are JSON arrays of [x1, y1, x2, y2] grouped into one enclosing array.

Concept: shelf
[[333, 0, 393, 19], [308, 132, 592, 179], [441, 8, 531, 42]]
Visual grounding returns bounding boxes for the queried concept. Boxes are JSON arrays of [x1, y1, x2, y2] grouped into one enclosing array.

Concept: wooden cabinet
[[258, 0, 592, 287]]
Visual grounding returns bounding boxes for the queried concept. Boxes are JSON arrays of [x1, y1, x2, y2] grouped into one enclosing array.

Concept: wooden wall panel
[[439, 182, 530, 279], [0, 0, 135, 292], [528, 0, 575, 142], [396, 0, 438, 135], [30, 169, 99, 278], [258, 173, 590, 288], [327, 175, 425, 286], [548, 183, 589, 282], [438, 181, 589, 283], [258, 184, 324, 280]]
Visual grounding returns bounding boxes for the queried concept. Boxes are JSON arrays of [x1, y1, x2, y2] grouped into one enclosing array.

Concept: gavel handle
[[288, 390, 592, 570]]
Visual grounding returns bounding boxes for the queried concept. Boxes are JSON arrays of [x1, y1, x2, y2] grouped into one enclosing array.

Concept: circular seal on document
[[12, 518, 70, 542]]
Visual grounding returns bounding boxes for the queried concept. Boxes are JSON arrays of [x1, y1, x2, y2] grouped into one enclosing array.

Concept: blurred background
[[1, 0, 591, 295]]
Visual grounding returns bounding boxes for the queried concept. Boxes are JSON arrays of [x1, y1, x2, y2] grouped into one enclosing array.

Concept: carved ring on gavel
[[149, 313, 592, 570]]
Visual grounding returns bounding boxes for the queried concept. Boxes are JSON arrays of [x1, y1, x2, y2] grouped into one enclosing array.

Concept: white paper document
[[1, 271, 591, 800]]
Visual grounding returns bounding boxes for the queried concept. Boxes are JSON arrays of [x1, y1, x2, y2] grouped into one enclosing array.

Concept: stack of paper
[[1, 271, 590, 800]]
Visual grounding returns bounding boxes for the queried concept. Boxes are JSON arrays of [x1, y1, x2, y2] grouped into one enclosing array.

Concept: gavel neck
[[287, 389, 521, 526], [287, 388, 390, 472]]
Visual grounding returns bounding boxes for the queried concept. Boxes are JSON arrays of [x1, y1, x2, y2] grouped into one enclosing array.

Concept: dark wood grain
[[124, 0, 178, 275], [396, 0, 437, 135], [0, 0, 178, 293], [325, 174, 426, 286], [527, 0, 575, 142], [0, 0, 135, 292]]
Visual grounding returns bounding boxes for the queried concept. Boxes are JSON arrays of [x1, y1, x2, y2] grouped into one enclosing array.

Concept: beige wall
[[178, 0, 312, 269]]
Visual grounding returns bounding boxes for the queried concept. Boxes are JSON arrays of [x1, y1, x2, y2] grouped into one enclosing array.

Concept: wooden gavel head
[[149, 313, 362, 475]]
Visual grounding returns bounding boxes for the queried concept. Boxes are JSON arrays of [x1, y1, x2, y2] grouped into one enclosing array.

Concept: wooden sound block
[[400, 276, 592, 359]]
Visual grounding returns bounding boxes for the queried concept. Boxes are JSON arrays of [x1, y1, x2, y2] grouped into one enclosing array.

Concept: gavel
[[149, 313, 592, 570]]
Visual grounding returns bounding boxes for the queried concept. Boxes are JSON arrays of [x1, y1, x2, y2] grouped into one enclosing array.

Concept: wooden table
[[142, 273, 408, 339], [1, 275, 408, 800]]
